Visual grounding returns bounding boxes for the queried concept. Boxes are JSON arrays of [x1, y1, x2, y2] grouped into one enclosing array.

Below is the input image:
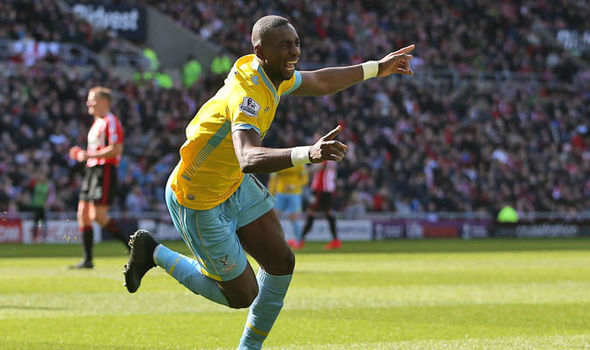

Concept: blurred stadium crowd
[[1, 0, 589, 216], [150, 0, 588, 74]]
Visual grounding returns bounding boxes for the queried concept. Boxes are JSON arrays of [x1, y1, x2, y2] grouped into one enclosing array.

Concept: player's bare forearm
[[86, 144, 123, 159], [293, 44, 415, 97], [292, 66, 363, 96], [233, 129, 293, 173], [239, 146, 294, 173], [232, 126, 348, 174]]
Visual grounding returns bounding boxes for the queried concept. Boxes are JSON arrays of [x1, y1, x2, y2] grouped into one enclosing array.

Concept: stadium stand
[[1, 0, 589, 216], [0, 0, 146, 67], [148, 0, 584, 77]]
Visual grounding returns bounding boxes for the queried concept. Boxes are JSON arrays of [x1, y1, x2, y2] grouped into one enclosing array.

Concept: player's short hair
[[251, 15, 290, 47], [89, 86, 112, 105]]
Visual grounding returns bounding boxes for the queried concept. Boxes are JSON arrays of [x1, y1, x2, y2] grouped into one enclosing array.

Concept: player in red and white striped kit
[[69, 86, 127, 268], [296, 160, 341, 249]]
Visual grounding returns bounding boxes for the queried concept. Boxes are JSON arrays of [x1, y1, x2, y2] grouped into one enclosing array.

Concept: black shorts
[[79, 164, 118, 205], [310, 191, 333, 212]]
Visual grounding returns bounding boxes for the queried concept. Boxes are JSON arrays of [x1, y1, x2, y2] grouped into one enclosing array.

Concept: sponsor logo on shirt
[[239, 97, 261, 117]]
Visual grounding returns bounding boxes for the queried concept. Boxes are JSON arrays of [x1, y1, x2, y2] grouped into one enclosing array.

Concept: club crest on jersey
[[218, 254, 237, 274], [240, 97, 261, 117]]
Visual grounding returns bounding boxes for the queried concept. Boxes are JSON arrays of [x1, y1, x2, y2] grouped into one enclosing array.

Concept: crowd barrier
[[2, 212, 590, 244]]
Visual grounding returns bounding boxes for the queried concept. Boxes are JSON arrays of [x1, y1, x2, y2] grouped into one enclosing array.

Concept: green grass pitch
[[1, 239, 590, 349]]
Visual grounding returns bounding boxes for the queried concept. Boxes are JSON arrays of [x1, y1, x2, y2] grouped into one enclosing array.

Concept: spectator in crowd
[[142, 46, 159, 72], [497, 204, 519, 223], [125, 185, 148, 213], [132, 68, 155, 86], [27, 170, 55, 242], [155, 68, 173, 89], [182, 54, 202, 88], [211, 51, 233, 75]]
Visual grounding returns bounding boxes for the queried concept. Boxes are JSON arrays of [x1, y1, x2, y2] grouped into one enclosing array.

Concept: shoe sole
[[123, 264, 138, 293], [123, 230, 156, 293]]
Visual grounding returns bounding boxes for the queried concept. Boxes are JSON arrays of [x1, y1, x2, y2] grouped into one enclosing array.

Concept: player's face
[[86, 91, 106, 116], [261, 24, 300, 81], [86, 91, 97, 116]]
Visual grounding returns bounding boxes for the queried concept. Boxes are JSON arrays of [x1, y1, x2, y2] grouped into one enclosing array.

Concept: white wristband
[[291, 146, 311, 166], [361, 61, 379, 80]]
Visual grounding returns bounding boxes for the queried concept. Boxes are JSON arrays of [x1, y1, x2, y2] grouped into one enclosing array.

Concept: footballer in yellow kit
[[268, 164, 308, 242], [268, 164, 308, 196], [124, 14, 414, 350], [170, 54, 302, 211], [164, 54, 302, 283]]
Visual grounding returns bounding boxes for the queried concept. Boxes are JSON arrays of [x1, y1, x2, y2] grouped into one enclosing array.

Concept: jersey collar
[[251, 58, 279, 104]]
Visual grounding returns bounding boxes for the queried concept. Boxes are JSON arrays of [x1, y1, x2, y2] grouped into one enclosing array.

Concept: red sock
[[103, 219, 129, 246]]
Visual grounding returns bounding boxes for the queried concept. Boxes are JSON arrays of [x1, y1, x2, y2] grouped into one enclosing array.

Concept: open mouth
[[284, 60, 298, 71]]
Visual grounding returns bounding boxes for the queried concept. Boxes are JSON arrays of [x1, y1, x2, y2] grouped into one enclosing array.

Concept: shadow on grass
[[2, 239, 590, 258]]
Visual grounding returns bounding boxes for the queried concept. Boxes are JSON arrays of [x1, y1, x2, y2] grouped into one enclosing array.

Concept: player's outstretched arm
[[232, 126, 348, 173], [292, 44, 414, 97]]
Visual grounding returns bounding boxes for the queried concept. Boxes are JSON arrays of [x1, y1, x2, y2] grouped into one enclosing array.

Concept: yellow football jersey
[[170, 54, 302, 210], [268, 164, 309, 195]]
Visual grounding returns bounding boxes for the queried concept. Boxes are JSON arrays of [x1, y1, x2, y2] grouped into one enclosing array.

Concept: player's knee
[[277, 249, 295, 275], [77, 211, 89, 225], [287, 249, 296, 273], [94, 214, 109, 227], [228, 284, 259, 309]]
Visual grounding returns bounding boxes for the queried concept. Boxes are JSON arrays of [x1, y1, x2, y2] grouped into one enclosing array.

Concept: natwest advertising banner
[[373, 218, 493, 239], [72, 3, 147, 42]]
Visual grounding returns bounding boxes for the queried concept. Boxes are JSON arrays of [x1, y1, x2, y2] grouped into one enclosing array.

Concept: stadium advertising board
[[136, 218, 373, 241], [138, 219, 182, 241], [5, 218, 590, 244], [281, 219, 372, 241], [72, 3, 147, 42], [372, 219, 493, 239], [494, 220, 590, 238], [20, 219, 84, 244], [0, 218, 23, 243]]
